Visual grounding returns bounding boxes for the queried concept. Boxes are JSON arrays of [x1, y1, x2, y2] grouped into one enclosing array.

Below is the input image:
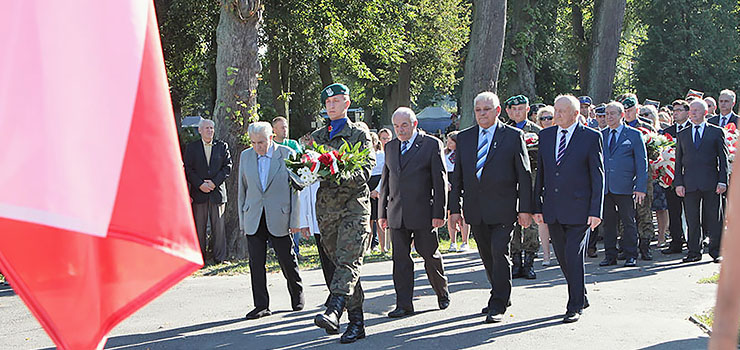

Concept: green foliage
[[635, 0, 740, 103]]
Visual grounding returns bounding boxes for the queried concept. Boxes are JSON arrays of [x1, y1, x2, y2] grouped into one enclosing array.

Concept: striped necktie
[[556, 129, 568, 166], [476, 129, 489, 179], [401, 140, 409, 155]]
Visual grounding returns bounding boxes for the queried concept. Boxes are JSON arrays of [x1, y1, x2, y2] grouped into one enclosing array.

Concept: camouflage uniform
[[508, 119, 541, 255], [312, 119, 376, 311]]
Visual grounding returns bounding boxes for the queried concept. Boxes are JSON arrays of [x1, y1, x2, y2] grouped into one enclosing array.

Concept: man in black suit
[[449, 91, 533, 324], [660, 100, 692, 255], [534, 95, 604, 323], [674, 99, 728, 264], [184, 119, 232, 263], [378, 107, 449, 318], [708, 90, 738, 128]]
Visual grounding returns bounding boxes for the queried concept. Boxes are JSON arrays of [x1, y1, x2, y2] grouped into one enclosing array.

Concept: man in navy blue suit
[[534, 95, 604, 323], [599, 101, 648, 268]]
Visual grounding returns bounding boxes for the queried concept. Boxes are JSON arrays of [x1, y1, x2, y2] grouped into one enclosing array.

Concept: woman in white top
[[369, 130, 390, 253], [444, 131, 470, 252]]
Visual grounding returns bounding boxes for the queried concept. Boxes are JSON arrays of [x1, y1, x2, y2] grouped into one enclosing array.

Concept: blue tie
[[476, 129, 489, 179], [556, 130, 568, 166], [401, 140, 409, 155], [609, 129, 617, 154], [694, 125, 702, 149]]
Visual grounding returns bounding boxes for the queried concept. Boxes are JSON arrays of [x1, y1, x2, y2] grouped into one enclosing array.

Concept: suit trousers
[[314, 234, 336, 289], [665, 187, 686, 250], [603, 193, 638, 260], [470, 223, 514, 314], [246, 212, 304, 310], [548, 222, 589, 313], [192, 200, 227, 262], [683, 190, 722, 258], [391, 226, 449, 310]]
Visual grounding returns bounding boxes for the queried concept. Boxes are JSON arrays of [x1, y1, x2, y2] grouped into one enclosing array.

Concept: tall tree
[[460, 0, 507, 128], [213, 0, 262, 259], [587, 0, 626, 103]]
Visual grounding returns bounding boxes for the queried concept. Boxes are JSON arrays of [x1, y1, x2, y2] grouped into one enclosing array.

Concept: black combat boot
[[640, 239, 653, 261], [523, 252, 537, 279], [315, 294, 346, 334], [340, 308, 366, 343], [511, 251, 524, 278]]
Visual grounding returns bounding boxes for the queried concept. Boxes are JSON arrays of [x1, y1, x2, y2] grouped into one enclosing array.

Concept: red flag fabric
[[0, 1, 203, 349]]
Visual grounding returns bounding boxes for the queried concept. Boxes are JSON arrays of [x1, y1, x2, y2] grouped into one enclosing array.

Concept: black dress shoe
[[599, 258, 617, 266], [246, 308, 272, 319], [624, 257, 637, 267], [713, 257, 723, 264], [438, 296, 450, 310], [587, 247, 598, 258], [682, 255, 702, 263], [293, 303, 304, 311], [388, 307, 414, 318], [563, 311, 580, 323], [481, 307, 488, 314], [661, 247, 682, 255], [485, 312, 504, 323]]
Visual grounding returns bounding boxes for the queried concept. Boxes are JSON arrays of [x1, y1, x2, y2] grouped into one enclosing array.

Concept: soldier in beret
[[505, 95, 541, 279], [312, 83, 376, 344]]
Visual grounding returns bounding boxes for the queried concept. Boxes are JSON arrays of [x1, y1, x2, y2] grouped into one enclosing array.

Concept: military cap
[[504, 95, 529, 107], [686, 89, 704, 99], [594, 104, 606, 116], [644, 99, 660, 108], [321, 83, 350, 104], [621, 96, 638, 109], [578, 96, 593, 105]]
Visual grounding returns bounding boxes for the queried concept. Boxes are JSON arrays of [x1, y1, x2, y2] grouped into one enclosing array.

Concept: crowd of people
[[182, 83, 737, 344]]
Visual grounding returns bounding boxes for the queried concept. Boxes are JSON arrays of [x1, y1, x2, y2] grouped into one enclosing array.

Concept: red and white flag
[[0, 1, 203, 349]]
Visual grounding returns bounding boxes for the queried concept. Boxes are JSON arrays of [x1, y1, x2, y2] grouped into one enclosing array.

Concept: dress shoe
[[388, 307, 414, 318], [661, 247, 682, 255], [245, 308, 272, 320], [624, 257, 637, 267], [438, 295, 450, 310], [482, 300, 511, 314], [599, 258, 617, 266], [563, 311, 580, 323], [713, 256, 723, 264], [485, 312, 504, 323], [682, 255, 702, 263], [315, 294, 346, 334], [340, 308, 366, 343], [292, 303, 304, 311], [587, 247, 597, 258]]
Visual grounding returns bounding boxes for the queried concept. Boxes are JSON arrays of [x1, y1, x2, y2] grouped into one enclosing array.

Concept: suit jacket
[[237, 144, 300, 237], [378, 131, 447, 230], [184, 139, 232, 204], [708, 112, 739, 129], [673, 123, 728, 192], [602, 125, 648, 195], [534, 124, 604, 224], [448, 122, 532, 226]]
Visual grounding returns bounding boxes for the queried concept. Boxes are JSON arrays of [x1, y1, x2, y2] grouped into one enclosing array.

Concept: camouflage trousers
[[511, 222, 540, 254], [316, 186, 372, 311], [618, 181, 655, 241]]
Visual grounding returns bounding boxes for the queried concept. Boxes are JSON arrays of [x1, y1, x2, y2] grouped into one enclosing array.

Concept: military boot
[[640, 239, 653, 261], [511, 251, 524, 278], [315, 294, 346, 334], [523, 252, 537, 279], [340, 308, 366, 343]]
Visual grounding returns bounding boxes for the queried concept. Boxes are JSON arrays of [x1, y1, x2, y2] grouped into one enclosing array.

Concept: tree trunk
[[587, 0, 626, 104], [504, 0, 536, 99], [318, 57, 333, 88], [383, 84, 399, 126], [213, 1, 262, 260], [397, 59, 412, 108], [460, 0, 507, 128], [571, 0, 591, 94], [267, 44, 288, 118]]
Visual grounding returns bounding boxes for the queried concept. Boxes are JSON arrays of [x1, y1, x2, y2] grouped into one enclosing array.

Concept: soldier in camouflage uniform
[[312, 83, 376, 344], [505, 95, 541, 279]]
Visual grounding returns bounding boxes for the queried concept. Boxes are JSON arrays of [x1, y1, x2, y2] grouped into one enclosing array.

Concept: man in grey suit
[[238, 121, 304, 319], [599, 101, 648, 267], [378, 107, 449, 318]]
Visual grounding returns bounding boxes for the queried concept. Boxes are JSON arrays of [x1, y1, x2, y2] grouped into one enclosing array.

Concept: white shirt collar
[[721, 111, 733, 119], [479, 121, 498, 135], [558, 120, 578, 134]]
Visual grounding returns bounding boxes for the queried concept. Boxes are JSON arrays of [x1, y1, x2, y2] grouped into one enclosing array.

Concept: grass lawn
[[698, 273, 719, 284], [193, 235, 478, 277]]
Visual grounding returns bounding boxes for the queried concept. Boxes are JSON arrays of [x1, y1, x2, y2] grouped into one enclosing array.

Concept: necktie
[[556, 130, 568, 166], [721, 117, 727, 127], [694, 125, 702, 149], [609, 129, 617, 154], [449, 151, 456, 164], [401, 140, 409, 155], [476, 130, 489, 179]]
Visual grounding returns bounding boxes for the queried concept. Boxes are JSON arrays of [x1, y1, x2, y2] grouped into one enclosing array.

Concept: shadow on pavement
[[639, 336, 708, 349]]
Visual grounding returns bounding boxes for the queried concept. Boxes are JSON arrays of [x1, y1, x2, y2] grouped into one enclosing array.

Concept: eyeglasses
[[539, 116, 553, 121], [639, 113, 651, 117]]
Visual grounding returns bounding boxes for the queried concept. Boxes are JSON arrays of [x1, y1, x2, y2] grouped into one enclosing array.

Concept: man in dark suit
[[534, 95, 604, 323], [708, 90, 738, 128], [660, 100, 692, 255], [184, 119, 232, 263], [674, 99, 728, 264], [448, 91, 533, 324], [378, 107, 449, 318], [599, 102, 648, 268]]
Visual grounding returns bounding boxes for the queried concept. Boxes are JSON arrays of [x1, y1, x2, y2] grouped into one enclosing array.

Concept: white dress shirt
[[258, 143, 274, 191], [691, 121, 707, 143]]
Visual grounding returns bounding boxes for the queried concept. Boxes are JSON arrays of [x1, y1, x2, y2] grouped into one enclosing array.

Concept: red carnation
[[318, 153, 334, 166]]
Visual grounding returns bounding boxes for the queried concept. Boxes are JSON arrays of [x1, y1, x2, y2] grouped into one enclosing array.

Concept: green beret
[[621, 96, 637, 109], [505, 95, 529, 107], [321, 83, 350, 104]]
